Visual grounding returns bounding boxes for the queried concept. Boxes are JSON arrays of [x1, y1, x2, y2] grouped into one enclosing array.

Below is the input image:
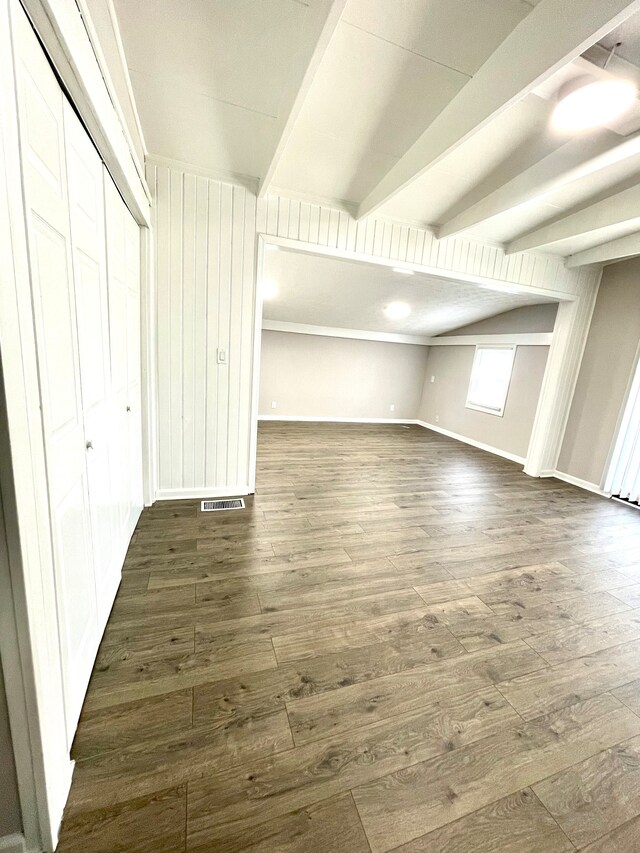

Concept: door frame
[[248, 231, 597, 491]]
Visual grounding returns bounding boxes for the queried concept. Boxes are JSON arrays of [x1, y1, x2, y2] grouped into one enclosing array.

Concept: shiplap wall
[[148, 162, 257, 498], [149, 159, 600, 499], [259, 194, 598, 298]]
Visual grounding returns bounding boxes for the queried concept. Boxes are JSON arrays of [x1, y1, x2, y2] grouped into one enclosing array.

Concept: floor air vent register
[[201, 498, 245, 512]]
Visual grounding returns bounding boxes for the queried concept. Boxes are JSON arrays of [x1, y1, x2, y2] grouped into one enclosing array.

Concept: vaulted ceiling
[[109, 0, 640, 267]]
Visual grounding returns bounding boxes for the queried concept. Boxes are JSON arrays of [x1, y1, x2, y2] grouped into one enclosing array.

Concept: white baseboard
[[0, 834, 27, 853], [415, 420, 526, 465], [551, 470, 609, 496], [258, 416, 415, 424], [155, 486, 252, 501]]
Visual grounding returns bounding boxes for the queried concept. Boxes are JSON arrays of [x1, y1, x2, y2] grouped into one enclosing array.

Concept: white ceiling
[[108, 0, 640, 267], [263, 247, 556, 337]]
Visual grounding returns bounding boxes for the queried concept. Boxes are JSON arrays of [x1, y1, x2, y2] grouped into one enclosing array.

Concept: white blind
[[605, 354, 640, 504]]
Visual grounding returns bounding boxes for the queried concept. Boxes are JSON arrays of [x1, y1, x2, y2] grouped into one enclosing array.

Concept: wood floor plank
[[534, 734, 640, 848], [526, 608, 640, 664], [147, 549, 353, 589], [193, 623, 467, 736], [286, 641, 543, 745], [271, 607, 443, 663], [187, 792, 370, 853], [186, 687, 518, 844], [580, 814, 640, 851], [351, 694, 640, 852], [57, 786, 187, 853], [428, 592, 632, 653], [499, 637, 640, 720], [67, 708, 293, 813], [71, 689, 193, 760], [389, 788, 574, 852]]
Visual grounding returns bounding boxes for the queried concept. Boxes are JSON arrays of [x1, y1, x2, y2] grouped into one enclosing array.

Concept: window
[[466, 345, 516, 417]]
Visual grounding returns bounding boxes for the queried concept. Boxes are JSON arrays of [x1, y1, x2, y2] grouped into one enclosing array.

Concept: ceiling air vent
[[201, 498, 245, 512]]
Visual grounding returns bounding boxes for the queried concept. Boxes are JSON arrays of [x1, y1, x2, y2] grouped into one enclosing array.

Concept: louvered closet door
[[64, 102, 120, 631], [13, 5, 98, 741]]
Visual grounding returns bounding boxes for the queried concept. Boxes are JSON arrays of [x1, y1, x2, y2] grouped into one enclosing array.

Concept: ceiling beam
[[355, 0, 640, 221], [258, 0, 346, 199], [439, 131, 628, 239], [567, 231, 640, 267], [506, 182, 640, 254]]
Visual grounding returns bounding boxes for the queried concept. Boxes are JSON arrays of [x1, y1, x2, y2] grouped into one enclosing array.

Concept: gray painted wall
[[440, 302, 558, 336], [557, 257, 640, 486], [0, 654, 21, 838], [258, 331, 429, 420], [417, 345, 549, 459]]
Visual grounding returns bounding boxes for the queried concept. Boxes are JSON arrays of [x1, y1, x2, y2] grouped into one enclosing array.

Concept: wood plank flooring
[[56, 423, 640, 852]]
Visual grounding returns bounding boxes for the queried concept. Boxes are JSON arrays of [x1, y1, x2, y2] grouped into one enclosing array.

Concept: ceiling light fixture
[[551, 75, 637, 132], [385, 301, 411, 319], [261, 279, 278, 300], [392, 267, 414, 275]]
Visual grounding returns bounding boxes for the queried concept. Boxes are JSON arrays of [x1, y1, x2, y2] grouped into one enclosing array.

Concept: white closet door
[[105, 177, 130, 541], [64, 102, 120, 630], [124, 209, 144, 525], [13, 6, 98, 741], [105, 175, 143, 542]]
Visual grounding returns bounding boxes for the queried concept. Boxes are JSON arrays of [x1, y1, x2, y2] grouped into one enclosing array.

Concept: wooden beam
[[439, 131, 625, 239], [567, 231, 640, 267], [356, 0, 640, 221], [506, 182, 640, 254], [258, 0, 346, 199]]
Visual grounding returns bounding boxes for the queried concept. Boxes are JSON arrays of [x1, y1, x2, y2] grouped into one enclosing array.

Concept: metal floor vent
[[201, 498, 245, 512]]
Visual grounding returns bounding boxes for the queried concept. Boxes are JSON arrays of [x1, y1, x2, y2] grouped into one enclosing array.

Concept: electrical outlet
[[430, 375, 435, 383], [271, 401, 277, 409], [217, 348, 226, 364], [390, 404, 395, 412], [435, 414, 439, 422]]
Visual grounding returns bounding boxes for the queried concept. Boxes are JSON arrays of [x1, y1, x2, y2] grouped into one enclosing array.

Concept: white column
[[525, 277, 601, 477]]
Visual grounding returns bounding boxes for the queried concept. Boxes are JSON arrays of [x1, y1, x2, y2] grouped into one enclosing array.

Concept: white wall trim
[[259, 416, 416, 424], [75, 0, 147, 193], [429, 333, 553, 346], [551, 470, 610, 496], [155, 486, 253, 501], [0, 834, 28, 853], [19, 0, 150, 225], [146, 153, 259, 193], [414, 420, 526, 465], [261, 320, 430, 346]]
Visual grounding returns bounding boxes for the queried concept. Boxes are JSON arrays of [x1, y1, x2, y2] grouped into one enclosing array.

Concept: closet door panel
[[105, 176, 136, 539], [64, 102, 119, 629], [125, 211, 144, 521], [13, 5, 98, 742]]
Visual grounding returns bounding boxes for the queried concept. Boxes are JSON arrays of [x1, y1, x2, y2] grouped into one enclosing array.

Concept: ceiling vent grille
[[201, 498, 245, 512]]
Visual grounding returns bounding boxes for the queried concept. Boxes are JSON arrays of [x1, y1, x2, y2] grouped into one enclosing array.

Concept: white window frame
[[465, 344, 516, 417]]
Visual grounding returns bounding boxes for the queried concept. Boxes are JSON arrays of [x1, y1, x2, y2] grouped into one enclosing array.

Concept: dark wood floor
[[56, 422, 640, 852]]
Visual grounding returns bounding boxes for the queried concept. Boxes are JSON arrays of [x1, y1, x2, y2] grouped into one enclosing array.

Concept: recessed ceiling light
[[392, 267, 414, 275], [385, 301, 411, 319], [261, 279, 278, 300], [551, 76, 637, 132]]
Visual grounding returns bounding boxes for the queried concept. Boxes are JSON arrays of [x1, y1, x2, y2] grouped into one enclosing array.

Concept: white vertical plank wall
[[148, 162, 257, 499], [259, 194, 600, 299]]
